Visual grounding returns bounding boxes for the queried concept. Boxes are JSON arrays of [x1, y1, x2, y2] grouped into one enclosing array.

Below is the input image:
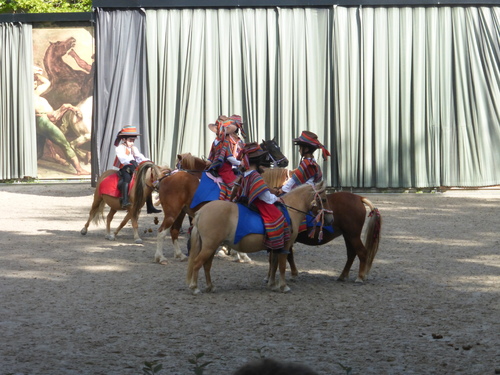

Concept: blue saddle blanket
[[190, 172, 220, 209], [234, 203, 291, 244], [303, 211, 334, 233]]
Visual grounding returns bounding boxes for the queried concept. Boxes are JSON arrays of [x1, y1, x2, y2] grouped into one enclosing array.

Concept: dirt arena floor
[[1, 182, 499, 375]]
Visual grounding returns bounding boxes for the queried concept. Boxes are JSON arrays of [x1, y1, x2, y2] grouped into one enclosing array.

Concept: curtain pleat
[[0, 23, 37, 180], [93, 9, 148, 179], [4, 7, 500, 187]]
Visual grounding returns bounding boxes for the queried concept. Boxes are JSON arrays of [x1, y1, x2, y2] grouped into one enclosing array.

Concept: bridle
[[261, 141, 288, 168], [268, 153, 288, 168], [280, 185, 333, 242], [307, 188, 333, 242], [175, 159, 207, 175]]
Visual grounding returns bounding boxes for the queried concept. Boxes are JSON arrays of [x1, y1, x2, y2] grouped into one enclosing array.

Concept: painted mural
[[33, 26, 94, 179]]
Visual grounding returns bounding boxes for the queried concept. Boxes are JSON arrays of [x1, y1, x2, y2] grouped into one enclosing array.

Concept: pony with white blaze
[[186, 182, 330, 294]]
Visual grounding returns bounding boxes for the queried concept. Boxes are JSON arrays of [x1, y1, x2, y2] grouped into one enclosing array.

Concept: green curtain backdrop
[[141, 6, 500, 188], [2, 6, 500, 188], [92, 8, 150, 180], [0, 23, 37, 180]]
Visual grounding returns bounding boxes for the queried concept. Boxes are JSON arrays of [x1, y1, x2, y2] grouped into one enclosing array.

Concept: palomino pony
[[186, 182, 329, 294], [261, 168, 382, 283], [80, 161, 162, 244], [154, 139, 289, 264]]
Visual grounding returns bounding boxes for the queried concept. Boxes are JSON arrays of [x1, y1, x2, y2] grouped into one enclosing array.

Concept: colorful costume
[[236, 143, 290, 251], [206, 115, 246, 200], [112, 125, 160, 213], [282, 130, 330, 193]]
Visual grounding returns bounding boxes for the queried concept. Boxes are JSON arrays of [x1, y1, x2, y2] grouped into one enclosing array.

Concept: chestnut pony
[[80, 161, 162, 244], [154, 139, 289, 264], [186, 182, 328, 294], [262, 168, 382, 283]]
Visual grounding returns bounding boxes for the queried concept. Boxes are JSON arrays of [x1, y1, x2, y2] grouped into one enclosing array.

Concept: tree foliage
[[0, 0, 92, 13]]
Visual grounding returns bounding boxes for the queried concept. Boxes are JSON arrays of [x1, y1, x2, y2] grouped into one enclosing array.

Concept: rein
[[308, 189, 333, 242], [282, 187, 333, 242], [152, 169, 180, 191], [175, 160, 207, 175], [281, 186, 332, 242], [269, 154, 288, 168]]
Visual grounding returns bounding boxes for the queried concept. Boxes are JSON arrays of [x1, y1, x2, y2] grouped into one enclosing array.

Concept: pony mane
[[262, 168, 290, 189], [177, 153, 207, 171]]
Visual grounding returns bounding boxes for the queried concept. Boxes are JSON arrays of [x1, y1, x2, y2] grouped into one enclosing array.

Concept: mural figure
[[34, 66, 90, 175], [33, 29, 94, 178]]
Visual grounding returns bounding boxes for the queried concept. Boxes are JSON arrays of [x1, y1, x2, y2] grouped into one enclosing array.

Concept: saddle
[[98, 171, 136, 198], [234, 203, 291, 244]]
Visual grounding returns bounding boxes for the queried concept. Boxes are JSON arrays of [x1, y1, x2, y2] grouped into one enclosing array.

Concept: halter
[[280, 185, 333, 242], [268, 153, 288, 168], [152, 168, 179, 191], [307, 188, 333, 242], [175, 158, 208, 174], [261, 140, 288, 168]]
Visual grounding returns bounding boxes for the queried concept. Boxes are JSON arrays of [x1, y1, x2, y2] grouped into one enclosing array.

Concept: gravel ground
[[1, 183, 499, 375]]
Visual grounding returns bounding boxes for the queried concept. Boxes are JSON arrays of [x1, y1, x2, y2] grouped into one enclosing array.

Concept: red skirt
[[254, 199, 290, 251]]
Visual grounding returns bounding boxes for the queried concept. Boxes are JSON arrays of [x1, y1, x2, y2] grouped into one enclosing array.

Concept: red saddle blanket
[[99, 172, 136, 198]]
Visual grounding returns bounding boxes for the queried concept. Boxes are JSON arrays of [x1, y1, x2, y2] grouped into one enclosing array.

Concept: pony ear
[[177, 154, 182, 160], [316, 181, 326, 193]]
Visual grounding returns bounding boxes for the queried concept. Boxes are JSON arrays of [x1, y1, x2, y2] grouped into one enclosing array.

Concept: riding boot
[[120, 182, 131, 208], [146, 195, 161, 214]]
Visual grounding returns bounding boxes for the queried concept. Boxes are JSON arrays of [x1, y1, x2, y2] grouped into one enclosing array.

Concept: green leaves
[[0, 0, 92, 14], [142, 360, 163, 375], [189, 353, 213, 375]]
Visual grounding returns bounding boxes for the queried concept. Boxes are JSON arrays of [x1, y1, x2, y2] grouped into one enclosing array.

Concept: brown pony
[[154, 153, 210, 263], [262, 168, 382, 283], [154, 140, 289, 264], [186, 182, 329, 294], [80, 161, 162, 244]]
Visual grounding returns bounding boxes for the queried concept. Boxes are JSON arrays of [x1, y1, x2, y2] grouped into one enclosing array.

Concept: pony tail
[[362, 197, 382, 276], [186, 214, 202, 284]]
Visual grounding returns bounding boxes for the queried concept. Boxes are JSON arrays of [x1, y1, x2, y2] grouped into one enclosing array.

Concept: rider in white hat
[[113, 125, 161, 213]]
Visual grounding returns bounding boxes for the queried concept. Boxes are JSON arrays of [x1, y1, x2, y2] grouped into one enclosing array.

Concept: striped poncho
[[291, 158, 322, 185], [236, 170, 290, 251]]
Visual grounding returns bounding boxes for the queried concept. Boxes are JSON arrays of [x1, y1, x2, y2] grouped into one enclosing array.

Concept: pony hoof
[[80, 228, 87, 235], [105, 235, 115, 241], [135, 239, 143, 244], [154, 256, 168, 265], [176, 254, 187, 261], [281, 286, 291, 293], [192, 288, 201, 295], [354, 277, 365, 284]]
